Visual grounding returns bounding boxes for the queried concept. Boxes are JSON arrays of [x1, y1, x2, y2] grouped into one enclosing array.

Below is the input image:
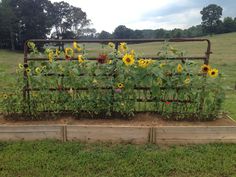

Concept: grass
[[0, 140, 235, 177], [0, 32, 236, 118]]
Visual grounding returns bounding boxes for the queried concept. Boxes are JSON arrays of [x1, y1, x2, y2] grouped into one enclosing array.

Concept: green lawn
[[0, 32, 236, 118], [0, 141, 235, 177]]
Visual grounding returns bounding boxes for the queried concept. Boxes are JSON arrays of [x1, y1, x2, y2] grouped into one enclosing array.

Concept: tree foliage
[[200, 4, 223, 34]]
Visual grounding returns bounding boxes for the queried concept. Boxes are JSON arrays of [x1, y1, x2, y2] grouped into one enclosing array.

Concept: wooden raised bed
[[0, 115, 236, 144]]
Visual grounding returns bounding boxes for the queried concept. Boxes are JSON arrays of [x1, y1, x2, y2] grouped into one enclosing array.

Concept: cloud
[[50, 0, 236, 32]]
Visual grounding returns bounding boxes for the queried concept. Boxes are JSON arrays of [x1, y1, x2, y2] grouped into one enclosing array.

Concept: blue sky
[[51, 0, 236, 33]]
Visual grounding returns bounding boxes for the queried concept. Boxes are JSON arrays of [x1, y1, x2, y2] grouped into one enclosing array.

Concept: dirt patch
[[0, 113, 235, 126]]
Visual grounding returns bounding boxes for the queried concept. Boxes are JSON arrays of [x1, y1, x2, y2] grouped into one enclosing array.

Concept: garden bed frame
[[0, 115, 235, 144]]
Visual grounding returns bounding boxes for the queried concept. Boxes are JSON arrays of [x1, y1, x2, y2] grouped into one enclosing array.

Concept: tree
[[9, 0, 54, 49], [98, 31, 112, 39], [113, 25, 133, 39], [51, 1, 91, 39], [0, 0, 18, 50], [223, 17, 236, 33], [200, 4, 223, 34]]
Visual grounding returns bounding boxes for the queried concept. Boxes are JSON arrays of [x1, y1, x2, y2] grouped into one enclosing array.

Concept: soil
[[0, 113, 235, 126]]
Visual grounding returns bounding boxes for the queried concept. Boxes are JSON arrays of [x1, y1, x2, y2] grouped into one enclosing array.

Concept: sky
[[51, 0, 236, 33]]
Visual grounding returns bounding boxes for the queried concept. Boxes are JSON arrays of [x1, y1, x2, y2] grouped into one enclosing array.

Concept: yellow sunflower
[[122, 54, 135, 66], [119, 42, 128, 52], [35, 67, 41, 74], [201, 64, 211, 73], [117, 83, 124, 89], [184, 76, 191, 85], [108, 42, 115, 49], [3, 93, 8, 100], [48, 52, 54, 63], [177, 64, 183, 73], [26, 68, 31, 75], [73, 42, 82, 51], [78, 55, 85, 63], [208, 68, 218, 78], [55, 48, 60, 57], [138, 59, 152, 68], [65, 48, 74, 59], [18, 63, 24, 69], [160, 63, 166, 68]]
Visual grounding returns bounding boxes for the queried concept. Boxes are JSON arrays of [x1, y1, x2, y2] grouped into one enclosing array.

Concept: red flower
[[165, 101, 171, 105], [65, 55, 71, 60], [97, 54, 108, 64]]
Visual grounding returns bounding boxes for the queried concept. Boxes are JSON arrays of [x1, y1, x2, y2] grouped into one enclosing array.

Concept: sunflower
[[119, 42, 128, 52], [73, 42, 82, 51], [138, 59, 152, 68], [48, 52, 54, 63], [78, 55, 85, 63], [160, 63, 166, 68], [3, 93, 8, 99], [184, 76, 191, 85], [208, 68, 218, 78], [65, 48, 74, 60], [122, 54, 135, 66], [35, 67, 42, 74], [18, 63, 24, 70], [27, 41, 36, 49], [26, 68, 31, 75], [130, 49, 135, 56], [177, 64, 183, 73], [201, 64, 211, 73], [55, 48, 60, 57], [117, 83, 124, 89], [108, 42, 115, 49]]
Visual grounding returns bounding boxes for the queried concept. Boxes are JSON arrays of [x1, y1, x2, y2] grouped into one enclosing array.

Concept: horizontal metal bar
[[26, 56, 206, 61], [27, 38, 210, 44], [25, 86, 201, 91]]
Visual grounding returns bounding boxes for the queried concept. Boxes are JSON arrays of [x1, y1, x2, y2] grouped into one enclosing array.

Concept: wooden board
[[0, 125, 64, 141], [153, 126, 236, 144], [66, 125, 150, 144]]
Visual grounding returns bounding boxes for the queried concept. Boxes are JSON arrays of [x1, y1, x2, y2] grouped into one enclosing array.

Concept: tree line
[[0, 0, 94, 50], [1, 1, 236, 50], [99, 4, 236, 39]]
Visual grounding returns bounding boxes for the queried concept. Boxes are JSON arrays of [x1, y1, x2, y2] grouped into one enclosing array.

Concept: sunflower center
[[126, 58, 131, 62], [203, 67, 208, 71], [212, 71, 215, 75]]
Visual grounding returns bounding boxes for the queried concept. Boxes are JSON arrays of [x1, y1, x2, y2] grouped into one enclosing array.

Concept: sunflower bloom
[[26, 68, 31, 75], [160, 63, 166, 68], [18, 63, 24, 69], [208, 68, 218, 78], [108, 42, 115, 49], [201, 64, 211, 73], [35, 67, 41, 74], [184, 75, 191, 85], [3, 93, 8, 99], [177, 64, 183, 73], [78, 55, 85, 63], [73, 42, 82, 51], [65, 48, 74, 60], [117, 83, 124, 89], [48, 52, 54, 63], [119, 42, 128, 52], [122, 54, 135, 66], [55, 48, 60, 57]]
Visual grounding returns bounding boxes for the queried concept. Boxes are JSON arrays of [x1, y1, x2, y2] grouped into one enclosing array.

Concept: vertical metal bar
[[23, 41, 30, 114]]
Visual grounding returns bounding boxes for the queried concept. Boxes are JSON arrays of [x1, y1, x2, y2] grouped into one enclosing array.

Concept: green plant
[[1, 41, 225, 120]]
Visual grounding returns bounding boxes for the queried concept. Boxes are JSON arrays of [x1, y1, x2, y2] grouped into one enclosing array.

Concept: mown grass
[[0, 140, 235, 177], [0, 32, 236, 118]]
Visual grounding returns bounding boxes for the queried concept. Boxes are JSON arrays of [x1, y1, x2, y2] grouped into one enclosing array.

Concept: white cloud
[[51, 0, 185, 32]]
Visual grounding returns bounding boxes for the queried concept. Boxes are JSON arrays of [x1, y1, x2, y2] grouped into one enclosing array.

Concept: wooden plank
[[0, 125, 64, 141], [67, 125, 150, 144], [154, 126, 236, 144]]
